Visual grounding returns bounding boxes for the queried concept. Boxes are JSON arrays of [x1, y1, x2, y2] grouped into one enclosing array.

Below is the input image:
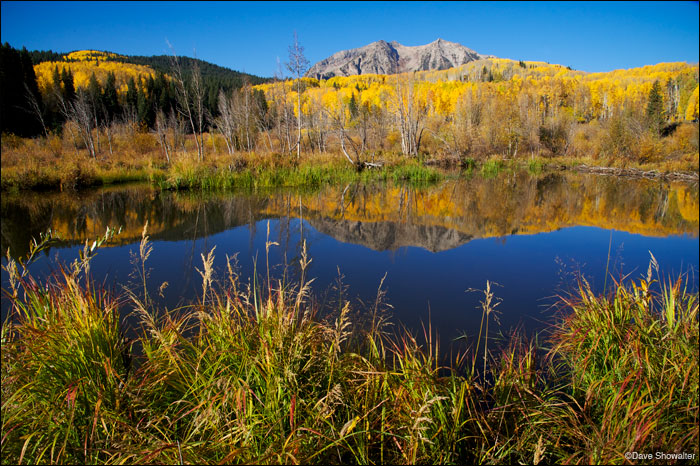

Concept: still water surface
[[2, 170, 698, 345]]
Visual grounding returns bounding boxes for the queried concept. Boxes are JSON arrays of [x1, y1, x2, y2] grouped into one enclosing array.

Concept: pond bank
[[2, 149, 699, 193]]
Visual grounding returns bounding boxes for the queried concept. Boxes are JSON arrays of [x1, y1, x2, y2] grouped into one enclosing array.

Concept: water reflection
[[2, 172, 697, 345], [2, 172, 697, 260]]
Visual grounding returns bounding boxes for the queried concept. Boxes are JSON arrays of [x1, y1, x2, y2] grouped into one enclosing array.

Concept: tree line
[[1, 44, 270, 143], [2, 41, 699, 166]]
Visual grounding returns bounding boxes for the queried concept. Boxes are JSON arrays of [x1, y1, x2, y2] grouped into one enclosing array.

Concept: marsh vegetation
[[1, 224, 697, 464]]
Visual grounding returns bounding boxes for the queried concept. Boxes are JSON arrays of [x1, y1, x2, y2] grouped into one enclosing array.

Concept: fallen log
[[552, 164, 699, 183]]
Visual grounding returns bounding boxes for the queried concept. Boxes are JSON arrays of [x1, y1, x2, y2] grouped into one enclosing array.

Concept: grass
[[480, 158, 505, 178], [549, 261, 699, 463], [0, 144, 449, 193], [3, 126, 697, 194], [1, 228, 698, 464]]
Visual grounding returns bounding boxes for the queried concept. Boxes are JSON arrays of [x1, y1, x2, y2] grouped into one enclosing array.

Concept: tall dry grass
[[2, 228, 698, 464]]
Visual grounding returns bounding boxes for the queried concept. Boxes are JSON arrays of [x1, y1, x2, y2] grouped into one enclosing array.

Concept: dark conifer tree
[[61, 68, 76, 102], [0, 43, 43, 136], [153, 71, 171, 114], [20, 47, 41, 105], [646, 80, 665, 135], [208, 84, 219, 119], [136, 78, 155, 128], [102, 72, 120, 120], [348, 93, 358, 119], [125, 77, 138, 113], [46, 65, 65, 131], [0, 43, 24, 134], [87, 73, 101, 100], [136, 84, 148, 127], [52, 65, 61, 90]]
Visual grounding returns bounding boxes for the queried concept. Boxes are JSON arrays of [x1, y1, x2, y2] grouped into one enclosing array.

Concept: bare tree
[[255, 88, 274, 152], [70, 89, 97, 159], [325, 100, 382, 170], [286, 31, 310, 159], [215, 88, 237, 155], [155, 109, 172, 163], [100, 101, 114, 157], [430, 89, 480, 159], [168, 43, 205, 162], [86, 85, 101, 155], [393, 74, 427, 156], [305, 93, 328, 153], [269, 72, 295, 153], [23, 83, 49, 139], [231, 83, 255, 152], [190, 58, 206, 159], [168, 109, 186, 153], [156, 108, 185, 163], [53, 87, 79, 154], [120, 103, 139, 140]]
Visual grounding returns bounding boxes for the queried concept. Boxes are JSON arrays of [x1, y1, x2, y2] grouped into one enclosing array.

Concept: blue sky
[[2, 1, 698, 77]]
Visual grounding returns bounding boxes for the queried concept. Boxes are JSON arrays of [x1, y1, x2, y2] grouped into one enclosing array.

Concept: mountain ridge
[[306, 38, 494, 79]]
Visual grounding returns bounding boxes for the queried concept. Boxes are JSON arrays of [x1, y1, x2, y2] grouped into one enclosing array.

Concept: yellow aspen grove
[[24, 49, 698, 162], [34, 51, 157, 96], [266, 60, 697, 160]]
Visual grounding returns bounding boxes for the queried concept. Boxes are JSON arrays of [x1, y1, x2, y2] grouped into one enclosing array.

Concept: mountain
[[306, 38, 493, 79]]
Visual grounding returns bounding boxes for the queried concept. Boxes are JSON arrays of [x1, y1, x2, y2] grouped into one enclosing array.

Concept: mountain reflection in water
[[2, 172, 697, 259], [2, 171, 698, 344]]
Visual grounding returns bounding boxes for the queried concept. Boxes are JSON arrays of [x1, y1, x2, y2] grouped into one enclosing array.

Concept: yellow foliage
[[34, 50, 159, 97], [64, 50, 126, 61], [253, 60, 697, 127]]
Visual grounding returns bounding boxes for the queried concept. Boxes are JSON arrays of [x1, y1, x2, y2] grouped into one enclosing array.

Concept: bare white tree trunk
[[286, 31, 310, 159], [24, 82, 49, 139], [168, 43, 205, 161], [393, 75, 426, 156], [70, 90, 97, 159], [215, 89, 236, 155], [155, 109, 172, 163], [54, 88, 80, 154]]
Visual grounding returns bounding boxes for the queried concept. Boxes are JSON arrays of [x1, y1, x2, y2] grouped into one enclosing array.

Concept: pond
[[2, 170, 698, 349]]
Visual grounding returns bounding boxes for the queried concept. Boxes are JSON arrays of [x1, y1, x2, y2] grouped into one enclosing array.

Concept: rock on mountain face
[[306, 38, 491, 79]]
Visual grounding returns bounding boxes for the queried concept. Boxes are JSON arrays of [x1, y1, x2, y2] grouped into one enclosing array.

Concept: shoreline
[[2, 154, 699, 193]]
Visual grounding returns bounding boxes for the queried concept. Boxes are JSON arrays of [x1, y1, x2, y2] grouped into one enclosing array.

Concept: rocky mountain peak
[[307, 39, 492, 79]]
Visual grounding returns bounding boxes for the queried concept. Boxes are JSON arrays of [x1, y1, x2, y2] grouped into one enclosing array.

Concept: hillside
[[25, 49, 273, 135], [33, 51, 158, 95], [30, 49, 270, 94], [125, 54, 269, 88], [259, 58, 699, 124]]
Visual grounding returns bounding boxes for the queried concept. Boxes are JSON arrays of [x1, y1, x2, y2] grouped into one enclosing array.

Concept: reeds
[[549, 262, 699, 464], [2, 228, 131, 464], [2, 229, 698, 464], [1, 136, 450, 193]]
